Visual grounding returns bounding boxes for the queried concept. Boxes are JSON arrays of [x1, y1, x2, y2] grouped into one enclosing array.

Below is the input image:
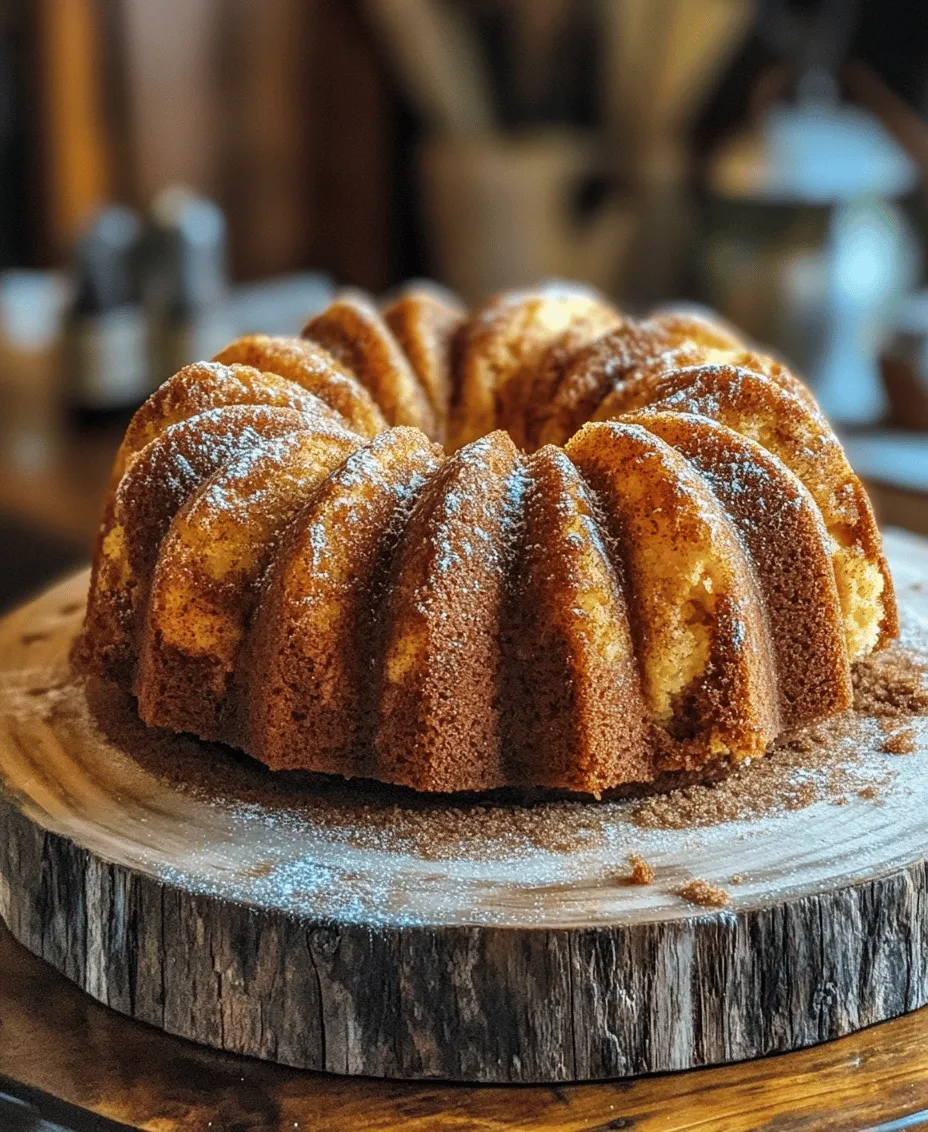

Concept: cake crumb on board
[[676, 879, 731, 908], [627, 853, 654, 885], [882, 727, 917, 755], [853, 648, 928, 719]]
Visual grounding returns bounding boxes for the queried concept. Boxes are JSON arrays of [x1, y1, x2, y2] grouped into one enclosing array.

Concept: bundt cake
[[75, 281, 897, 794]]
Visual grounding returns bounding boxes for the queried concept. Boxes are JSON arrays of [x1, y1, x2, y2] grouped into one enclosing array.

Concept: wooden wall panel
[[308, 1, 393, 291], [118, 0, 223, 203], [219, 0, 315, 279], [35, 0, 113, 257]]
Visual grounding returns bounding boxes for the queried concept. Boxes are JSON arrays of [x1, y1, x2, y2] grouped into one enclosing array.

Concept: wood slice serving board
[[0, 529, 927, 1085]]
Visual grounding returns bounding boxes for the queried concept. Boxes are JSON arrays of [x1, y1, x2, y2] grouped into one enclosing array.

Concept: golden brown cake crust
[[632, 411, 853, 727], [213, 335, 387, 438], [531, 310, 742, 450], [303, 293, 438, 438], [136, 424, 362, 741], [449, 283, 620, 450], [503, 445, 654, 792], [374, 431, 522, 791], [382, 285, 466, 442], [566, 421, 778, 771], [610, 364, 896, 657], [245, 428, 444, 776], [75, 281, 900, 795], [108, 361, 346, 493], [77, 405, 314, 688]]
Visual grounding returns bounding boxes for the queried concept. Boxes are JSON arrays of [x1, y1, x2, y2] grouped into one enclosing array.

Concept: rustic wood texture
[[0, 529, 926, 1086], [6, 914, 928, 1131]]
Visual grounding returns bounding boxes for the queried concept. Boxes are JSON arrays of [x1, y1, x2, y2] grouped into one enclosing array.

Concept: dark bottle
[[64, 205, 149, 426], [145, 187, 232, 388]]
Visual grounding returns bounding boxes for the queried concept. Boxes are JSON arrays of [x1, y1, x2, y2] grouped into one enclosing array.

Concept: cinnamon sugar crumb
[[676, 879, 730, 908], [882, 727, 917, 755], [627, 853, 654, 885], [852, 647, 928, 719]]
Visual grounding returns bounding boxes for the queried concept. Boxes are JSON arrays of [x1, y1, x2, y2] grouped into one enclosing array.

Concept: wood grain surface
[[6, 913, 928, 1131], [0, 529, 926, 1087]]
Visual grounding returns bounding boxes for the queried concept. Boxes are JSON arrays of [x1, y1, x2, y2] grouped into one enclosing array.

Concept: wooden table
[[843, 431, 928, 540], [3, 912, 928, 1131], [0, 420, 121, 548]]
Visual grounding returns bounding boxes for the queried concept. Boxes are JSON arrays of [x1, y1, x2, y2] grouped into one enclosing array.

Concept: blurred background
[[1, 0, 928, 607]]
